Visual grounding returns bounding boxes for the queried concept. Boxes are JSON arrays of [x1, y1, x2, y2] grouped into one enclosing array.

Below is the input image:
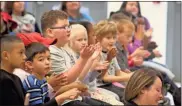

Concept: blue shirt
[[68, 13, 94, 23], [23, 75, 49, 106]]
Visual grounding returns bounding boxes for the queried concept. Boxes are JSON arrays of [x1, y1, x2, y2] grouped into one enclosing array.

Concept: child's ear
[[2, 51, 10, 61], [25, 61, 33, 70], [46, 28, 54, 38]]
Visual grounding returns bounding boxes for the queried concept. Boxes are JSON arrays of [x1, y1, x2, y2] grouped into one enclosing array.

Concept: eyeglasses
[[50, 25, 72, 31]]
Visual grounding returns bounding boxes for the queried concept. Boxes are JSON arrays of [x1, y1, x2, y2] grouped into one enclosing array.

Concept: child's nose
[[23, 54, 27, 60], [45, 59, 50, 65]]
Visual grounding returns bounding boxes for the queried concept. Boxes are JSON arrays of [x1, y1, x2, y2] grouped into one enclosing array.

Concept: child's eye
[[78, 39, 83, 41], [156, 89, 161, 92], [107, 37, 111, 39], [39, 59, 43, 61]]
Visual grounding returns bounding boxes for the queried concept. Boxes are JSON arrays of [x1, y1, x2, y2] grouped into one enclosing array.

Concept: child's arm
[[55, 81, 88, 96], [50, 45, 94, 83], [66, 45, 94, 83], [35, 88, 81, 106], [78, 57, 95, 82], [102, 71, 132, 82], [78, 43, 102, 81], [101, 58, 132, 83], [54, 88, 81, 106]]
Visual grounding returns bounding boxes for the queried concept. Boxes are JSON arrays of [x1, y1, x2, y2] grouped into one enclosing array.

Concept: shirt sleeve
[[49, 46, 68, 74]]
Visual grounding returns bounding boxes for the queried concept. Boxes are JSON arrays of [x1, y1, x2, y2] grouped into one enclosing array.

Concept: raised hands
[[132, 46, 151, 58], [90, 43, 102, 60], [145, 28, 153, 37], [91, 60, 109, 71], [107, 47, 117, 62], [133, 56, 144, 66], [153, 49, 162, 57], [47, 72, 68, 91], [80, 45, 95, 60], [135, 18, 145, 40]]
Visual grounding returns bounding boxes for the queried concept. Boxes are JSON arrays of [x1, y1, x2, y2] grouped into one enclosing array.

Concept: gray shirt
[[115, 41, 129, 71], [49, 45, 82, 104], [49, 45, 75, 74], [97, 52, 121, 87]]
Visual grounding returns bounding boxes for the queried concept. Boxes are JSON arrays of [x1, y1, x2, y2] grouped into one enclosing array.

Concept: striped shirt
[[23, 75, 49, 106]]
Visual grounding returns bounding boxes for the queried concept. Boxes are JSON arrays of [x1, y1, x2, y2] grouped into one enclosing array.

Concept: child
[[65, 24, 123, 105], [70, 21, 96, 45], [113, 19, 145, 71], [93, 20, 133, 102], [41, 10, 111, 106], [0, 35, 79, 106], [22, 42, 82, 106], [0, 35, 26, 105]]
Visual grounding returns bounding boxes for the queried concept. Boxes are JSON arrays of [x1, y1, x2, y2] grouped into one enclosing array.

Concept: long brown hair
[[4, 1, 26, 16]]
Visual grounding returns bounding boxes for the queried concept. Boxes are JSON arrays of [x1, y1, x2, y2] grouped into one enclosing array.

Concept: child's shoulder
[[0, 69, 21, 85], [23, 75, 47, 89], [23, 75, 38, 86]]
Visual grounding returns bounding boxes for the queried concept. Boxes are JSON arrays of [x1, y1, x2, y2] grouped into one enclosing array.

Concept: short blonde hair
[[93, 20, 117, 41], [67, 24, 88, 48], [116, 19, 135, 37], [69, 24, 88, 40]]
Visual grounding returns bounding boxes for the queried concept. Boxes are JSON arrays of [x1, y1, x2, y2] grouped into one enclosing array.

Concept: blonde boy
[[93, 20, 133, 102]]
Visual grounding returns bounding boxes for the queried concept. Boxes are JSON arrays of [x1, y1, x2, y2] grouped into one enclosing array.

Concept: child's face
[[31, 51, 51, 77], [99, 33, 116, 51], [48, 19, 70, 46], [117, 30, 132, 46], [70, 31, 88, 53], [7, 42, 26, 69]]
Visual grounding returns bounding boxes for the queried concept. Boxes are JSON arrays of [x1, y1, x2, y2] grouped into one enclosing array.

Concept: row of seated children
[[0, 9, 180, 106]]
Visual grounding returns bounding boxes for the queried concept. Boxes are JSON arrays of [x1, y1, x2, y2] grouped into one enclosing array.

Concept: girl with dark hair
[[61, 2, 94, 23], [119, 1, 150, 30], [4, 1, 41, 33]]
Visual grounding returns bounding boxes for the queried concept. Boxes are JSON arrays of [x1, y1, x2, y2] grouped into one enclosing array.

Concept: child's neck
[[54, 42, 65, 48], [1, 62, 14, 73], [32, 72, 44, 80]]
